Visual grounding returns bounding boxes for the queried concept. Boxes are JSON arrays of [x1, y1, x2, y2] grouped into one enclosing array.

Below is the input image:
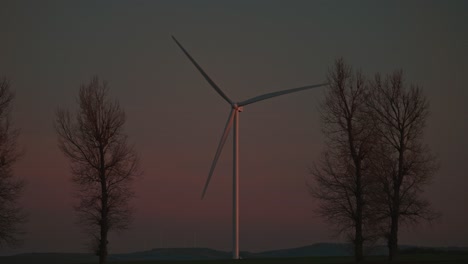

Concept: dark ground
[[1, 253, 468, 264]]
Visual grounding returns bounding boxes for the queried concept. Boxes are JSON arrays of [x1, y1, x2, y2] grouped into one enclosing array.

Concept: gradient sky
[[0, 0, 467, 255]]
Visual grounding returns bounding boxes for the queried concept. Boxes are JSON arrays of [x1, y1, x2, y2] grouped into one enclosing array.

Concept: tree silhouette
[[368, 71, 438, 261], [0, 77, 24, 248], [309, 59, 377, 261], [55, 77, 139, 264]]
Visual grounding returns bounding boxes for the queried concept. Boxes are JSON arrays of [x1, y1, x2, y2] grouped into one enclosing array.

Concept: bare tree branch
[[310, 58, 378, 262], [367, 71, 438, 261], [0, 77, 25, 248], [55, 76, 140, 264]]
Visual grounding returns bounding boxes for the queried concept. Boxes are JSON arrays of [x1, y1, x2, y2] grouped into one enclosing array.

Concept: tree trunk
[[388, 134, 404, 261], [99, 147, 108, 264], [355, 221, 363, 262], [99, 191, 109, 264], [347, 117, 365, 262], [355, 167, 364, 262], [388, 176, 401, 261], [389, 176, 400, 261], [388, 213, 399, 261], [98, 239, 107, 264]]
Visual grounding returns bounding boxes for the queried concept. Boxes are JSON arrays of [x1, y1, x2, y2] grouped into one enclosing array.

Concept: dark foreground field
[[107, 254, 468, 264], [1, 253, 468, 264], [115, 255, 468, 264]]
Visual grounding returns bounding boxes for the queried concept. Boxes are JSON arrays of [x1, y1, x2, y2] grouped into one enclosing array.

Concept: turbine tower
[[172, 36, 327, 259]]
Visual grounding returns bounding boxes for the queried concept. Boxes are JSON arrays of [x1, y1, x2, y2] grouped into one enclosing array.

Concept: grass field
[[1, 252, 467, 264], [107, 254, 468, 264]]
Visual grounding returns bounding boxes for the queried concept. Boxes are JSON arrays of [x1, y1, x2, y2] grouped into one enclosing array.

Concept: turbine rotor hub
[[232, 103, 243, 112]]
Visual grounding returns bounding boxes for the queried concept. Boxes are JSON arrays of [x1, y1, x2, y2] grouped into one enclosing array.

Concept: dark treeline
[[310, 58, 438, 262]]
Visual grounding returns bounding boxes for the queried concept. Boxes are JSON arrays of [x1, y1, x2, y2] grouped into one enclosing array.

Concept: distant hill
[[107, 244, 355, 261], [254, 243, 354, 258], [1, 243, 467, 263]]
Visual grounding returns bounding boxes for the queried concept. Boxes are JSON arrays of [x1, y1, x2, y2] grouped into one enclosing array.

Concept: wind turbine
[[172, 36, 327, 259]]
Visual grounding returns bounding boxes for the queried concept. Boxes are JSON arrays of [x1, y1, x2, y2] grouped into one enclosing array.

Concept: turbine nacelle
[[232, 104, 243, 112]]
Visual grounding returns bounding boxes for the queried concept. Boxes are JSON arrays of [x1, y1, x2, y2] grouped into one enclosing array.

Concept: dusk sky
[[1, 0, 467, 255]]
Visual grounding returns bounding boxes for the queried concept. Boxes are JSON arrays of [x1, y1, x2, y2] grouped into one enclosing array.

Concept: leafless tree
[[368, 71, 438, 261], [309, 59, 377, 261], [0, 78, 24, 248], [55, 77, 139, 264]]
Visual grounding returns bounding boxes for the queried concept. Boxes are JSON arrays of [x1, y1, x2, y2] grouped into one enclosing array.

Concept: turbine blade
[[172, 35, 233, 105], [202, 109, 236, 199], [238, 83, 328, 107]]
